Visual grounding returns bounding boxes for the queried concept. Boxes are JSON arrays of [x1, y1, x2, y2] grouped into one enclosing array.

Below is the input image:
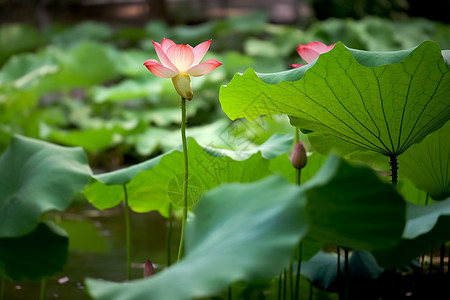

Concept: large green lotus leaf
[[0, 221, 68, 281], [303, 153, 406, 250], [0, 135, 92, 238], [399, 121, 450, 200], [220, 41, 450, 157], [86, 175, 308, 300], [86, 154, 406, 300], [373, 198, 450, 268]]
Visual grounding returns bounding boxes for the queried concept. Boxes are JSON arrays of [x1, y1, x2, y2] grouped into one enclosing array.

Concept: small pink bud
[[291, 141, 307, 170], [144, 260, 155, 278]]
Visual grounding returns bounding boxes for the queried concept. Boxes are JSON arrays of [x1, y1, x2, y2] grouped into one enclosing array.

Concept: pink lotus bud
[[144, 260, 155, 278], [291, 141, 307, 170]]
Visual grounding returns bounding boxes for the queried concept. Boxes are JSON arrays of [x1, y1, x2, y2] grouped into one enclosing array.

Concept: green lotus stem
[[288, 262, 294, 299], [337, 246, 341, 279], [178, 97, 189, 261], [283, 269, 287, 300], [344, 248, 349, 300], [293, 127, 303, 300], [123, 184, 131, 281], [421, 194, 430, 271], [228, 286, 232, 300], [294, 169, 302, 300], [277, 273, 282, 300], [389, 154, 398, 187], [308, 280, 313, 300], [40, 277, 46, 300], [167, 203, 173, 266], [294, 242, 303, 300]]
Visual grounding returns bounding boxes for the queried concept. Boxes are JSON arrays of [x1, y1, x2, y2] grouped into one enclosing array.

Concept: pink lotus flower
[[144, 38, 222, 100], [291, 41, 335, 68]]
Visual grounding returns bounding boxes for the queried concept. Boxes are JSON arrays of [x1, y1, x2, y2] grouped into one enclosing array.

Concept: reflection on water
[[2, 200, 180, 299]]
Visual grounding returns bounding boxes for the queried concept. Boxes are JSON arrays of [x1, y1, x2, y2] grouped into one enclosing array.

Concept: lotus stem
[[123, 184, 131, 280], [167, 203, 173, 266], [344, 248, 350, 300], [178, 97, 189, 261], [337, 245, 342, 297], [294, 242, 303, 300], [288, 262, 294, 299], [389, 154, 398, 187], [293, 127, 304, 300], [40, 277, 46, 300], [277, 273, 282, 300]]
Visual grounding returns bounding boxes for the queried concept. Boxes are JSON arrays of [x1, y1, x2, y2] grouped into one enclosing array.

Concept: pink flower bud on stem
[[291, 141, 307, 170]]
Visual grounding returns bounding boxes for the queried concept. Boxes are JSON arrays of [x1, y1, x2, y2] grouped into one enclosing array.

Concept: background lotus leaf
[[0, 135, 91, 238]]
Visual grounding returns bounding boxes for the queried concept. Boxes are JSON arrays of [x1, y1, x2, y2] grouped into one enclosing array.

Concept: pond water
[[2, 200, 180, 299]]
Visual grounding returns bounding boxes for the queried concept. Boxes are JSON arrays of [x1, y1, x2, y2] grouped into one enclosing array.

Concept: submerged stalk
[[40, 278, 46, 300], [294, 242, 303, 300], [123, 184, 131, 281], [178, 97, 189, 261]]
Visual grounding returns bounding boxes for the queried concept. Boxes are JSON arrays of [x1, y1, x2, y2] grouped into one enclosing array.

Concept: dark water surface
[[2, 201, 179, 299]]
